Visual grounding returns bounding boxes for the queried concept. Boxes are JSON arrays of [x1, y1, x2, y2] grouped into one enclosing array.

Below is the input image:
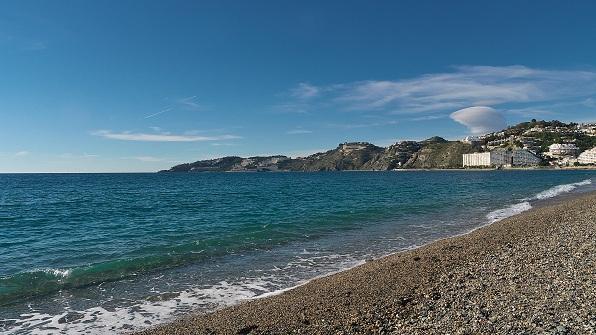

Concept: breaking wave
[[530, 178, 592, 200], [486, 178, 593, 223]]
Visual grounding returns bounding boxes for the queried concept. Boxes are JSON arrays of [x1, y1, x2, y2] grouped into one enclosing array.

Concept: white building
[[512, 149, 542, 166], [578, 147, 596, 164], [461, 136, 481, 144], [486, 136, 513, 147], [463, 149, 541, 167], [578, 123, 596, 136], [463, 152, 491, 167], [548, 143, 579, 157]]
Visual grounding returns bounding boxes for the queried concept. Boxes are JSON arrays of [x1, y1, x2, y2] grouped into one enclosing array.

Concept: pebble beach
[[137, 191, 596, 335]]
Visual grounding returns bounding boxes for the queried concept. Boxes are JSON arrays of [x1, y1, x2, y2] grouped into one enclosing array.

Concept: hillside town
[[462, 120, 596, 168]]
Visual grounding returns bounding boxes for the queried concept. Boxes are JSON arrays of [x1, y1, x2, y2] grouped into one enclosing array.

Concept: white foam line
[[486, 201, 533, 223], [529, 178, 592, 200]]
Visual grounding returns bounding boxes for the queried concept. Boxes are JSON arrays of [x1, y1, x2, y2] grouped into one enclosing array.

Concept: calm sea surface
[[1, 171, 595, 334]]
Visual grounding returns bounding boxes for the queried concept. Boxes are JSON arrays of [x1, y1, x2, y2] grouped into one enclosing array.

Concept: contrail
[[144, 108, 171, 119]]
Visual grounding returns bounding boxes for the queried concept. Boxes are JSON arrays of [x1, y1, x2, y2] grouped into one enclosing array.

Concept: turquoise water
[[0, 170, 594, 334]]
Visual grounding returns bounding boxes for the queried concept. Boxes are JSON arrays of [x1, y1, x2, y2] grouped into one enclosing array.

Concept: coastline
[[137, 191, 596, 334], [186, 165, 596, 173]]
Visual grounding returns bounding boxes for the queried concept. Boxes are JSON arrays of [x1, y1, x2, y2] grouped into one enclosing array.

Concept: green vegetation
[[403, 142, 480, 169]]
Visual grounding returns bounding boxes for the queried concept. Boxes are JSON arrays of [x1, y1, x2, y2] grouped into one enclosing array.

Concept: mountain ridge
[[160, 137, 481, 172]]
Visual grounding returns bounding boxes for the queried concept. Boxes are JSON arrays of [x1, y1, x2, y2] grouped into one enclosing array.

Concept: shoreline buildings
[[463, 149, 542, 167], [546, 143, 579, 157], [578, 147, 596, 164]]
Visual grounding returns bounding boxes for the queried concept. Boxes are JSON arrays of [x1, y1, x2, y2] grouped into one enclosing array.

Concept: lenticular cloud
[[449, 106, 506, 135]]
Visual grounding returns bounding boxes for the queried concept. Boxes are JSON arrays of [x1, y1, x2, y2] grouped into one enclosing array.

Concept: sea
[[1, 170, 595, 334]]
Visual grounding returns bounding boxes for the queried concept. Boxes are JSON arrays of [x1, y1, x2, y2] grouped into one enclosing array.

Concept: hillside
[[160, 119, 595, 172], [403, 141, 481, 169], [160, 138, 481, 172], [166, 156, 289, 172], [361, 141, 421, 170], [278, 142, 385, 171]]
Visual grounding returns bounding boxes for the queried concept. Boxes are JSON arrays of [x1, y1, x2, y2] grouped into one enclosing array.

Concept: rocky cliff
[[278, 142, 385, 171], [402, 141, 480, 169]]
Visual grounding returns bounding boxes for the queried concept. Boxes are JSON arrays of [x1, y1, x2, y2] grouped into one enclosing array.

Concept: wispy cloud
[[92, 130, 241, 142], [327, 120, 398, 129], [120, 156, 184, 164], [283, 65, 596, 114], [271, 102, 311, 114], [409, 115, 447, 121], [24, 41, 48, 51], [125, 156, 164, 162], [144, 108, 172, 119], [290, 83, 320, 99], [504, 107, 557, 118], [583, 97, 596, 108], [143, 96, 204, 119], [286, 128, 313, 135], [15, 151, 29, 157], [211, 142, 237, 146], [59, 153, 99, 159], [177, 96, 202, 110]]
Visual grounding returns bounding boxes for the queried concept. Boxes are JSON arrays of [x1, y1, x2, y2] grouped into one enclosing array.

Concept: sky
[[1, 1, 596, 172]]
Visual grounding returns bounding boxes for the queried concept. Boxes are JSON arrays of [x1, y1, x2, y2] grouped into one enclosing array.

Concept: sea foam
[[486, 201, 533, 223], [530, 178, 592, 200], [486, 178, 593, 223]]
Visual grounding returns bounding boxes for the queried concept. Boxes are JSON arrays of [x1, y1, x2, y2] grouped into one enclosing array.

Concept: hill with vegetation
[[403, 141, 481, 169], [161, 138, 481, 172], [484, 119, 596, 152], [160, 119, 595, 172]]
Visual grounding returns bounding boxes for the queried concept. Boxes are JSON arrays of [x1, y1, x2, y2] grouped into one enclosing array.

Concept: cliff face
[[164, 156, 289, 172], [160, 138, 482, 172], [278, 142, 385, 171], [362, 141, 421, 170]]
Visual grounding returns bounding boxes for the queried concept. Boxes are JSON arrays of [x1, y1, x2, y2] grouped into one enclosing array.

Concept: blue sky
[[1, 1, 596, 172]]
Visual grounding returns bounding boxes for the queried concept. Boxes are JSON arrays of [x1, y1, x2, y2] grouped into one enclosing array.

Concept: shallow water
[[0, 170, 594, 334]]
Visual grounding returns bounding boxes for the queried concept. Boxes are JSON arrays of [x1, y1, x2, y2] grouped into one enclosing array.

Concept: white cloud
[[211, 142, 236, 146], [177, 96, 202, 110], [327, 120, 398, 129], [504, 107, 557, 118], [271, 102, 310, 114], [59, 153, 99, 159], [143, 96, 204, 119], [291, 83, 319, 99], [15, 151, 29, 156], [24, 41, 48, 51], [450, 106, 506, 135], [144, 108, 171, 119], [409, 115, 447, 121], [92, 130, 241, 142], [286, 129, 313, 135], [126, 156, 164, 162], [285, 65, 596, 114], [583, 97, 596, 107]]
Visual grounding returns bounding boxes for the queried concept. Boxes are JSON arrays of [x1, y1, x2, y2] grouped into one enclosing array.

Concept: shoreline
[[137, 191, 596, 334], [215, 166, 596, 173]]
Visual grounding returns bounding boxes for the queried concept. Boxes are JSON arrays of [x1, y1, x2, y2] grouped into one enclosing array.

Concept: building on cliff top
[[546, 143, 579, 157]]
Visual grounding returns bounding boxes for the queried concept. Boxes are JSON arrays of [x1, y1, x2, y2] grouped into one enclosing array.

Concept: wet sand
[[137, 192, 596, 334]]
